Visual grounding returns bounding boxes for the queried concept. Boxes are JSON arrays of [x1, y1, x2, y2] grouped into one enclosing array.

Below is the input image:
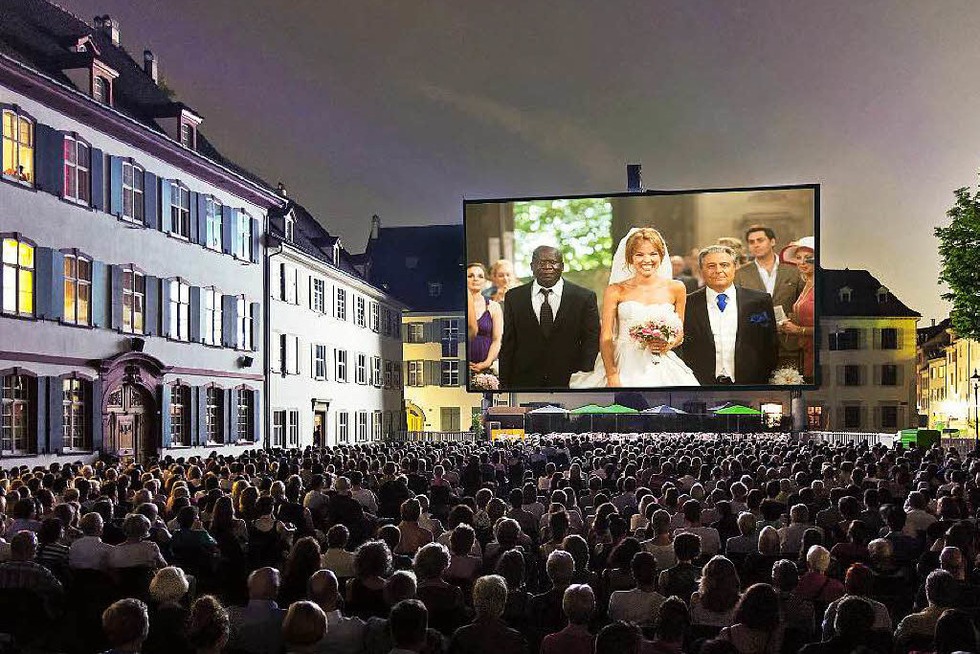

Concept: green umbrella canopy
[[570, 404, 607, 414], [603, 404, 640, 414], [713, 404, 762, 415]]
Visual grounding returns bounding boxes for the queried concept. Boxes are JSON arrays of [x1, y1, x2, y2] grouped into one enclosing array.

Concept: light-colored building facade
[[268, 203, 404, 447], [916, 319, 980, 433], [0, 8, 279, 464]]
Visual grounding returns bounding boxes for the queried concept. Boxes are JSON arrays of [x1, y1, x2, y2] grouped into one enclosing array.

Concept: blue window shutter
[[144, 275, 159, 336], [251, 217, 260, 263], [225, 388, 235, 443], [250, 301, 261, 353], [196, 387, 207, 445], [89, 379, 103, 452], [159, 385, 172, 449], [189, 191, 200, 244], [90, 149, 105, 211], [197, 195, 208, 246], [110, 265, 123, 330], [221, 206, 234, 255], [251, 390, 261, 443], [33, 377, 47, 454], [159, 178, 172, 232], [221, 295, 238, 348], [90, 261, 107, 328], [34, 247, 60, 320], [48, 376, 63, 453], [108, 156, 124, 216], [33, 124, 63, 195], [189, 286, 202, 343], [143, 172, 158, 230], [161, 279, 172, 338]]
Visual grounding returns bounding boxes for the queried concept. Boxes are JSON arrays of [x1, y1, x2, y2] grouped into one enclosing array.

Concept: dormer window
[[180, 123, 195, 149], [332, 243, 340, 265], [93, 76, 109, 104], [284, 216, 295, 242], [839, 286, 852, 303], [877, 286, 889, 303]]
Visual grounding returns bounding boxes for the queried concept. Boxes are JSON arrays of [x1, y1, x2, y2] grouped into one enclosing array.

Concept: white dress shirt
[[754, 259, 780, 296], [705, 285, 738, 379], [531, 278, 564, 323]]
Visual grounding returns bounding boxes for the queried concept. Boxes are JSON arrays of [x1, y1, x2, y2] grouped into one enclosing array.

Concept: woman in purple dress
[[467, 263, 503, 374]]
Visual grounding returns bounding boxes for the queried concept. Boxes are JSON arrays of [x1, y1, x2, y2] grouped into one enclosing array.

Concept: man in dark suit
[[734, 225, 804, 368], [499, 245, 600, 389], [680, 245, 778, 385]]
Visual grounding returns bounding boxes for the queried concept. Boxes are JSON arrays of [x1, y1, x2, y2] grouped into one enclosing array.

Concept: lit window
[[2, 237, 34, 316], [237, 297, 252, 350], [2, 110, 34, 184], [63, 378, 89, 450], [1, 374, 32, 454], [168, 279, 191, 341], [407, 323, 424, 343], [121, 267, 145, 334], [236, 389, 253, 442], [180, 123, 194, 148], [122, 162, 144, 223], [63, 252, 91, 325], [206, 197, 222, 251], [170, 384, 190, 446], [169, 182, 191, 238], [206, 387, 223, 443], [63, 136, 91, 204], [428, 282, 442, 297], [203, 287, 222, 346]]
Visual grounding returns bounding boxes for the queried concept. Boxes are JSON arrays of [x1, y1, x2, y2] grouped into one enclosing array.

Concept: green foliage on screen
[[514, 198, 613, 276]]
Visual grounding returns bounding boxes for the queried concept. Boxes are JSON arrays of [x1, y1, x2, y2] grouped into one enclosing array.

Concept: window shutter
[[189, 286, 202, 343], [159, 385, 172, 449], [251, 391, 262, 443], [872, 328, 881, 350], [33, 124, 63, 195], [108, 156, 124, 216], [285, 335, 297, 375], [90, 379, 103, 452], [43, 376, 61, 453], [271, 333, 282, 372], [196, 194, 207, 245], [896, 328, 904, 350], [873, 365, 881, 385], [195, 386, 206, 446], [222, 206, 234, 255], [251, 217, 260, 264], [897, 365, 905, 386], [34, 247, 62, 321], [90, 148, 105, 211], [224, 388, 235, 443], [158, 178, 172, 232], [873, 405, 881, 429], [221, 295, 237, 348], [189, 191, 200, 244], [143, 171, 158, 230], [145, 275, 159, 336], [90, 260, 107, 328], [110, 265, 123, 330], [161, 279, 172, 338], [250, 302, 261, 353]]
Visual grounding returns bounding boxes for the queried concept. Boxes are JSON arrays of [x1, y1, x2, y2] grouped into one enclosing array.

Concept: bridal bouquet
[[770, 366, 805, 385], [471, 371, 500, 391], [627, 307, 683, 363]]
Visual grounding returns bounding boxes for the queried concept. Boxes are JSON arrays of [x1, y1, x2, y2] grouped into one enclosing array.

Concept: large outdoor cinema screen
[[463, 184, 819, 393]]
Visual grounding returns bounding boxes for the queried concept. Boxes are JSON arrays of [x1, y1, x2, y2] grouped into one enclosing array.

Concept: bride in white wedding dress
[[569, 227, 700, 388]]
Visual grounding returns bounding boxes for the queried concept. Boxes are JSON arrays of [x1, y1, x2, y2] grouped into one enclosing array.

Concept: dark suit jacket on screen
[[498, 280, 600, 389]]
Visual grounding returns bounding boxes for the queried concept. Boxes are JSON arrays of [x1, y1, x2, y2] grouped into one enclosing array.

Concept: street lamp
[[971, 369, 980, 451]]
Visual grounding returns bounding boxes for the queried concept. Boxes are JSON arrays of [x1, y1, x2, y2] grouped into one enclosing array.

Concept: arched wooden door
[[105, 383, 156, 461]]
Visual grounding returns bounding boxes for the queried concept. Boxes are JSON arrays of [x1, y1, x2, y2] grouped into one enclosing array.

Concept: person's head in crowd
[[10, 529, 37, 560], [651, 509, 673, 536], [490, 259, 516, 294], [308, 569, 340, 612], [631, 550, 658, 590], [282, 601, 327, 654], [806, 545, 831, 575], [413, 542, 450, 582], [842, 563, 873, 597], [546, 549, 575, 589], [884, 505, 907, 533], [562, 584, 595, 626], [736, 512, 757, 537], [122, 513, 151, 542], [102, 598, 150, 653], [378, 524, 402, 553], [934, 608, 979, 654], [473, 574, 508, 620], [79, 510, 104, 538], [176, 504, 199, 530], [733, 583, 780, 631], [673, 532, 701, 564], [789, 503, 808, 525], [389, 599, 428, 652], [595, 621, 642, 654], [831, 596, 875, 643], [187, 595, 230, 654], [744, 225, 777, 264], [496, 548, 526, 591], [326, 524, 349, 550], [284, 536, 322, 585], [699, 555, 740, 612], [868, 538, 894, 569], [383, 570, 418, 606], [653, 596, 690, 644], [149, 566, 190, 606], [248, 567, 281, 602], [354, 539, 392, 580], [38, 516, 63, 546], [400, 498, 422, 524], [940, 545, 967, 581], [756, 526, 779, 557], [770, 559, 799, 593], [449, 524, 476, 558], [926, 569, 958, 609], [530, 245, 564, 289]]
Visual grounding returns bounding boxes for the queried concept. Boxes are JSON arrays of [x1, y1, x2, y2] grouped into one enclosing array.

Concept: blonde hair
[[624, 228, 666, 264], [489, 259, 514, 278]]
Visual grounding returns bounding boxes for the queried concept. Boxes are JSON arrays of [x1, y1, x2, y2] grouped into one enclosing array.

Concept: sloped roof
[[366, 224, 465, 312], [0, 0, 273, 192], [268, 199, 368, 281], [820, 268, 921, 318]]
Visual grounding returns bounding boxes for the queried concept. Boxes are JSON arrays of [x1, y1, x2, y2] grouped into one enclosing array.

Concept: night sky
[[64, 0, 980, 321]]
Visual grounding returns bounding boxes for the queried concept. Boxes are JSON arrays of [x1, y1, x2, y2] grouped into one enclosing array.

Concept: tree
[[936, 183, 980, 340], [513, 198, 613, 276]]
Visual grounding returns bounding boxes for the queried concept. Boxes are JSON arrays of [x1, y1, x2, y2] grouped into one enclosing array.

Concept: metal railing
[[390, 431, 477, 443], [804, 431, 896, 447]]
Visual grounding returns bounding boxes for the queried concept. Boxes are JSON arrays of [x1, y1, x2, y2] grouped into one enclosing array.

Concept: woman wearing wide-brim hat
[[776, 237, 816, 382]]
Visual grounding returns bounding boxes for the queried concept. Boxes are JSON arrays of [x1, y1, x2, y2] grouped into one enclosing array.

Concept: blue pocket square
[[749, 312, 771, 325]]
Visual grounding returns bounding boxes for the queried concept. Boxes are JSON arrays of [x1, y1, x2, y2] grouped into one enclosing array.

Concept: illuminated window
[[63, 378, 89, 450], [121, 267, 145, 334], [63, 136, 91, 204], [372, 356, 382, 387], [284, 216, 295, 241], [272, 410, 286, 447], [1, 374, 32, 454], [170, 384, 190, 446], [206, 387, 223, 443], [169, 182, 191, 238], [2, 110, 34, 184], [122, 162, 144, 223], [2, 237, 34, 316], [63, 252, 91, 325], [206, 197, 222, 251], [168, 279, 190, 341], [203, 287, 222, 346]]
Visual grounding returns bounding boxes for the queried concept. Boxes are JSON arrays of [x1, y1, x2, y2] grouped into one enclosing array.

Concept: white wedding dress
[[569, 300, 700, 388]]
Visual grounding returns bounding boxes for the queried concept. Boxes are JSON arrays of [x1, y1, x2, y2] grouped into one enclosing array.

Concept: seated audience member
[[308, 569, 366, 654], [0, 530, 64, 618], [799, 596, 875, 654], [602, 537, 642, 597], [392, 599, 431, 654], [882, 506, 920, 565], [102, 598, 150, 654], [35, 516, 70, 581], [398, 498, 434, 556], [226, 567, 287, 654], [608, 551, 666, 625], [673, 500, 721, 556], [829, 519, 871, 570], [690, 555, 740, 628], [894, 569, 957, 652], [414, 541, 466, 635], [169, 505, 218, 577], [346, 540, 392, 619], [541, 584, 596, 654], [821, 563, 892, 639], [642, 510, 678, 571], [186, 595, 230, 654], [70, 511, 114, 570], [795, 545, 844, 606], [450, 575, 529, 654], [363, 571, 433, 654], [777, 504, 809, 555], [107, 514, 167, 570], [595, 621, 642, 654], [143, 566, 193, 654], [530, 550, 576, 647], [320, 524, 355, 579], [379, 524, 414, 571], [716, 583, 783, 654], [933, 608, 979, 654], [645, 596, 690, 654], [280, 536, 323, 606], [496, 547, 533, 632], [725, 512, 759, 557], [563, 535, 602, 592], [770, 559, 814, 642], [282, 600, 328, 654], [658, 532, 701, 601], [445, 524, 482, 584], [741, 526, 782, 587]]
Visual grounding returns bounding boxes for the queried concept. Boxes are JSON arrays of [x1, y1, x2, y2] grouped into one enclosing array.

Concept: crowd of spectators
[[0, 433, 979, 654]]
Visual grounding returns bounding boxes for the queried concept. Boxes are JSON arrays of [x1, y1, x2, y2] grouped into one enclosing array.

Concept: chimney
[[94, 15, 120, 45], [627, 164, 642, 193], [276, 181, 288, 197], [143, 50, 158, 82], [932, 318, 936, 327]]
